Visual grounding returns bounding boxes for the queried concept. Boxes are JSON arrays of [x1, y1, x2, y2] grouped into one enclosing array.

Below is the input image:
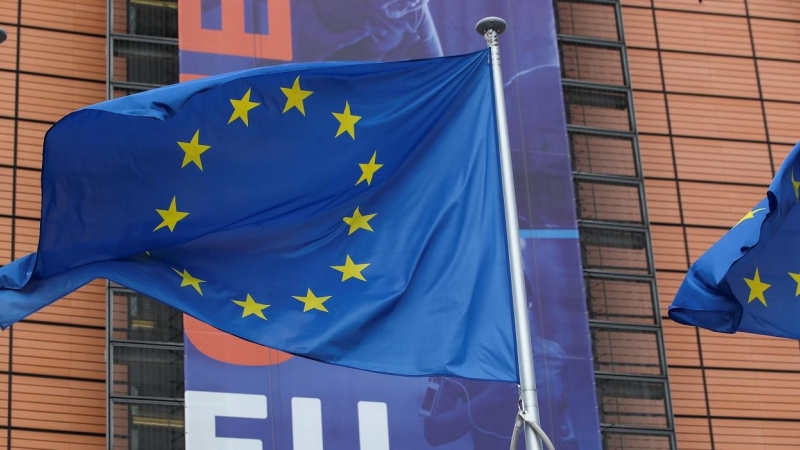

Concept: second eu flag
[[0, 49, 519, 382], [670, 142, 800, 340]]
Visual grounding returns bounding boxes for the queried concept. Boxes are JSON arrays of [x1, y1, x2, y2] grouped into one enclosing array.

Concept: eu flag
[[0, 49, 519, 382], [670, 142, 800, 339]]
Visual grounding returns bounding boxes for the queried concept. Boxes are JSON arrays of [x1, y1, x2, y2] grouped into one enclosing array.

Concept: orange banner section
[[179, 0, 292, 61], [185, 315, 293, 366]]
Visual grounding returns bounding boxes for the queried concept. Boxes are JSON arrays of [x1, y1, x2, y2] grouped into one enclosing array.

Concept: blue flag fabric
[[0, 49, 519, 382], [670, 142, 800, 339]]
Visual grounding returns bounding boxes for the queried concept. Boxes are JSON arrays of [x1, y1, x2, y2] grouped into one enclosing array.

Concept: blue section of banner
[[200, 0, 221, 30], [244, 0, 269, 34], [520, 229, 580, 239], [181, 0, 602, 448]]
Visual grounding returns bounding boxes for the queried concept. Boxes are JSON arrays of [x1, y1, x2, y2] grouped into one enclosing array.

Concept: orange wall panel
[[644, 178, 681, 223], [663, 318, 701, 366], [0, 167, 13, 216], [17, 120, 48, 170], [0, 71, 16, 118], [0, 331, 8, 373], [706, 369, 800, 420], [667, 94, 765, 141], [15, 168, 40, 219], [628, 49, 663, 90], [656, 270, 683, 315], [13, 218, 39, 260], [20, 0, 106, 36], [675, 417, 713, 450], [11, 430, 104, 450], [0, 374, 7, 426], [751, 18, 800, 60], [653, 0, 745, 16], [656, 11, 752, 57], [12, 322, 104, 380], [661, 52, 758, 98], [633, 90, 669, 134], [758, 59, 800, 103], [670, 367, 708, 416], [112, 0, 127, 34], [673, 137, 772, 184], [20, 28, 105, 81], [0, 217, 12, 265], [0, 1, 18, 24], [0, 25, 17, 71], [639, 134, 675, 178], [713, 418, 800, 449], [679, 181, 765, 227], [0, 118, 13, 166], [17, 74, 104, 123], [12, 375, 104, 434], [764, 101, 800, 145], [622, 6, 657, 48], [748, 0, 800, 20], [700, 330, 800, 371], [650, 224, 687, 271], [621, 0, 651, 6], [771, 143, 796, 171]]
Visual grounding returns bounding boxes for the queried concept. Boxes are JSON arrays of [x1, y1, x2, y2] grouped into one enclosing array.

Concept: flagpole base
[[475, 17, 507, 36]]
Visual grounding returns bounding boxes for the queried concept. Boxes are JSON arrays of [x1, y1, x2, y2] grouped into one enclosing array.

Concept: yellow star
[[332, 101, 361, 139], [343, 206, 376, 235], [735, 207, 765, 227], [154, 196, 189, 232], [790, 272, 800, 296], [331, 255, 370, 281], [357, 151, 383, 186], [232, 294, 270, 320], [228, 88, 261, 126], [280, 76, 313, 115], [293, 288, 331, 313], [177, 130, 212, 171], [793, 168, 800, 201], [744, 268, 770, 307], [172, 268, 205, 295]]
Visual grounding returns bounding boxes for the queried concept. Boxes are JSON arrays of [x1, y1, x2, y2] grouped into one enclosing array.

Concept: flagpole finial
[[475, 17, 507, 36]]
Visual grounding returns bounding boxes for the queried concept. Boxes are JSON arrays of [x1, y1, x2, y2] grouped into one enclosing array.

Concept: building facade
[[0, 0, 798, 448]]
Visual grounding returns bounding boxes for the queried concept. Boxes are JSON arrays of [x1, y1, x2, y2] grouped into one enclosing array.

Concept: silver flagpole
[[476, 17, 546, 450]]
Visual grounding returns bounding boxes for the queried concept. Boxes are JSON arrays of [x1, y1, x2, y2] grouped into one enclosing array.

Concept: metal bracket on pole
[[475, 16, 554, 450]]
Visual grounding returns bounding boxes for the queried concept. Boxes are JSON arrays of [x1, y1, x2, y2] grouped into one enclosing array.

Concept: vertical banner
[[180, 1, 602, 448]]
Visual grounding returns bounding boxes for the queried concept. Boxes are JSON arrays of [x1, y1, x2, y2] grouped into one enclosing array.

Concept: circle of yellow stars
[[151, 75, 383, 322]]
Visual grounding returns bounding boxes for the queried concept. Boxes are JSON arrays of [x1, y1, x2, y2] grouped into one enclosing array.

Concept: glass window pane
[[113, 0, 178, 38], [596, 377, 670, 428], [113, 400, 184, 450], [585, 275, 657, 325], [592, 326, 664, 376], [113, 38, 178, 86], [603, 431, 672, 450], [112, 345, 184, 399], [580, 226, 652, 275], [112, 289, 184, 343]]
